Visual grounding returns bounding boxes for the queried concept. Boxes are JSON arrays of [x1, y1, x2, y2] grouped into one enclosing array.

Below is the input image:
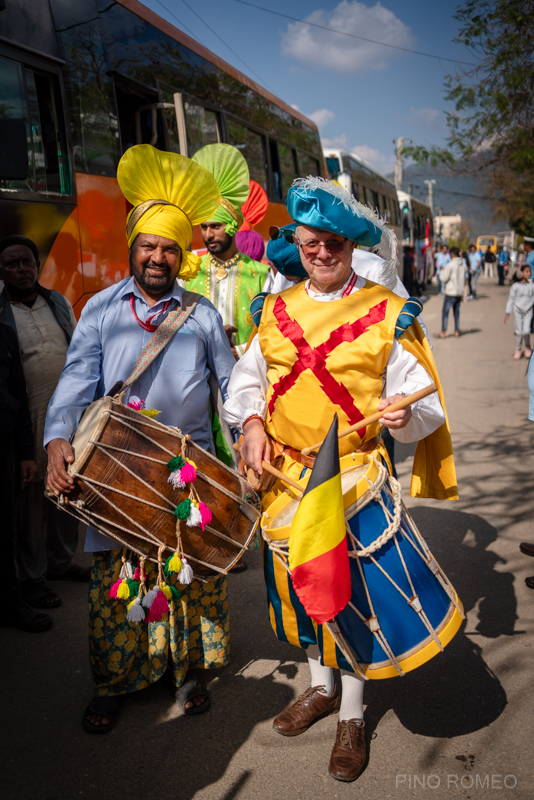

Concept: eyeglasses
[[295, 236, 347, 256], [268, 225, 295, 244]]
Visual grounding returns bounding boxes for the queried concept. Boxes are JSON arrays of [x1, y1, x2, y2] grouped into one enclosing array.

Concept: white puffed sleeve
[[385, 339, 445, 443], [222, 335, 269, 430]]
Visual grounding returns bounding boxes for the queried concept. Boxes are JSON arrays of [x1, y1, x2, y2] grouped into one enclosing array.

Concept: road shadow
[[364, 507, 513, 740]]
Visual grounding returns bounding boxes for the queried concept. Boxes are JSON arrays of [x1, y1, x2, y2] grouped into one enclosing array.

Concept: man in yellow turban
[[189, 144, 270, 360], [44, 145, 238, 733]]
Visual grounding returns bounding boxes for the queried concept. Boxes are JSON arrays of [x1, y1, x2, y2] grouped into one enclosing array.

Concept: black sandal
[[175, 675, 211, 715], [82, 696, 121, 734], [22, 580, 62, 609]]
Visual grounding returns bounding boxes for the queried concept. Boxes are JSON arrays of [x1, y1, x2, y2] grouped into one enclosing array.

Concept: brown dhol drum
[[48, 396, 260, 580]]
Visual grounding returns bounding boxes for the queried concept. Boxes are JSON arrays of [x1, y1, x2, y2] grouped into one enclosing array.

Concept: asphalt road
[[2, 275, 533, 800]]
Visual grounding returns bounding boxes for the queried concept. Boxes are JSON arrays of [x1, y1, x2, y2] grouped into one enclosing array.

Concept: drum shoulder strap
[[123, 290, 201, 388]]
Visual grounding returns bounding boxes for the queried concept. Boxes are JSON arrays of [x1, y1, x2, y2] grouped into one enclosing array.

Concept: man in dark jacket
[[0, 235, 87, 612], [0, 322, 52, 631]]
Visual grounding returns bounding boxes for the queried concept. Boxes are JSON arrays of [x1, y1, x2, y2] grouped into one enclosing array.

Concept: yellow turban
[[117, 145, 221, 281]]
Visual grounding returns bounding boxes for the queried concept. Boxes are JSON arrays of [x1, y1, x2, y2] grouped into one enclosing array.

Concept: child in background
[[504, 265, 534, 358]]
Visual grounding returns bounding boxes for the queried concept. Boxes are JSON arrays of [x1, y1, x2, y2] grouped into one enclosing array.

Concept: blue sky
[[142, 0, 473, 175]]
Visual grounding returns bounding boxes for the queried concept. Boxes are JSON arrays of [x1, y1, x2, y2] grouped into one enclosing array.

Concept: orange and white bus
[[0, 0, 324, 316]]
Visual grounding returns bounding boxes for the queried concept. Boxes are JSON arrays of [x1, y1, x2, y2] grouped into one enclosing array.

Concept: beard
[[129, 254, 174, 294], [5, 279, 39, 300], [206, 233, 234, 257]]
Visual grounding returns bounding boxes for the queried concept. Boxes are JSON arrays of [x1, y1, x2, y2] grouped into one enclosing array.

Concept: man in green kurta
[[188, 144, 270, 359]]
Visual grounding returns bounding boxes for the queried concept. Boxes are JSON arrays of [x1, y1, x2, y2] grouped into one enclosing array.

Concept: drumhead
[[70, 396, 113, 474], [269, 464, 369, 530]]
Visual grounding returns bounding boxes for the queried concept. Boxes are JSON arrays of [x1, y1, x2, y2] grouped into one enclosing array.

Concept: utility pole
[[424, 179, 436, 215], [392, 137, 411, 192]]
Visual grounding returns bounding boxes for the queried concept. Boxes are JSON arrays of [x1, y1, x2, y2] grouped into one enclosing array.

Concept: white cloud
[[410, 107, 441, 129], [280, 1, 414, 74], [307, 108, 335, 128], [321, 134, 349, 150], [352, 144, 396, 175]]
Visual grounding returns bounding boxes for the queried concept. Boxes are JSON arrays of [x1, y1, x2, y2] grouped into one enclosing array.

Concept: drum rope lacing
[[62, 405, 260, 574], [261, 456, 461, 676]]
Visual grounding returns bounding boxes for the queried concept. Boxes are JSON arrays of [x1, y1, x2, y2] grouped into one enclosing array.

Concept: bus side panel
[[0, 197, 77, 287], [75, 173, 129, 295], [40, 207, 84, 307]]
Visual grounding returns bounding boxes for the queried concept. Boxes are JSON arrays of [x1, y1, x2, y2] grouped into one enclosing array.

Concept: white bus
[[398, 190, 434, 285]]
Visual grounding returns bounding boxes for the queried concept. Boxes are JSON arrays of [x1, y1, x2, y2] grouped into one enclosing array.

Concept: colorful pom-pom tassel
[[133, 565, 145, 582], [198, 501, 212, 531], [110, 579, 122, 599], [175, 498, 191, 520], [167, 456, 185, 473], [127, 579, 140, 599], [186, 500, 203, 528], [117, 579, 130, 600], [142, 587, 158, 608], [180, 459, 197, 484], [146, 589, 169, 622], [160, 582, 173, 601], [166, 553, 183, 574], [127, 396, 144, 411], [177, 557, 194, 585], [140, 408, 160, 418], [169, 584, 181, 601], [127, 596, 145, 622]]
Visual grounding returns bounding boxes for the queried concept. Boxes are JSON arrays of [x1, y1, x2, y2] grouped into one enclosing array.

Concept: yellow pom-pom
[[140, 408, 161, 418], [160, 582, 173, 600], [168, 552, 183, 573], [186, 458, 197, 469], [117, 580, 130, 599]]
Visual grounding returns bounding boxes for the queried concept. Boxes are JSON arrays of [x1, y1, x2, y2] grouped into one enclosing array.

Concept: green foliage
[[404, 1, 534, 231]]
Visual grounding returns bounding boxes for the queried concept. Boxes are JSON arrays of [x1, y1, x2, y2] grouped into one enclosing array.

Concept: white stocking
[[339, 669, 365, 722], [306, 643, 335, 696]]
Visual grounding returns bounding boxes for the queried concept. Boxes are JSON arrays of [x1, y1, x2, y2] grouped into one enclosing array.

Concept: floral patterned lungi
[[88, 549, 230, 697]]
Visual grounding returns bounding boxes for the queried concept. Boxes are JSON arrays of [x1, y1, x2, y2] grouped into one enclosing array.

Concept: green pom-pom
[[174, 498, 191, 520], [167, 456, 185, 472], [127, 579, 140, 598], [169, 585, 181, 600]]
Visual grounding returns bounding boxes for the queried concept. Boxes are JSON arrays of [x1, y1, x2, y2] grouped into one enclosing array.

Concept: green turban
[[192, 143, 250, 236]]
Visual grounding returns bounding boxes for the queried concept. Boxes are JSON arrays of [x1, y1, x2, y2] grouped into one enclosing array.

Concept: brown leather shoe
[[520, 542, 534, 557], [272, 684, 340, 736], [328, 719, 367, 782]]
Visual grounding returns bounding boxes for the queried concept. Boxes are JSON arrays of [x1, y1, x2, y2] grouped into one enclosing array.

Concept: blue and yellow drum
[[261, 452, 464, 679]]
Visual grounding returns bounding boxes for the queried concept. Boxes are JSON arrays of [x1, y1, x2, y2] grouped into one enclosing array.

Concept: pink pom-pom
[[146, 589, 169, 623], [133, 566, 146, 582], [127, 396, 145, 411], [198, 501, 212, 531], [109, 579, 122, 599], [180, 461, 197, 484]]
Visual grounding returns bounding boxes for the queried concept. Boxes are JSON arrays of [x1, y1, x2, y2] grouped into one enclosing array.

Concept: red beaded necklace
[[129, 295, 172, 332]]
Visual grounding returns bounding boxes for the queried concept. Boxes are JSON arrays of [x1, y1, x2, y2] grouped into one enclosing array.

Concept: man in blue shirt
[[467, 244, 483, 299], [523, 237, 534, 271], [435, 245, 450, 295], [45, 145, 236, 733]]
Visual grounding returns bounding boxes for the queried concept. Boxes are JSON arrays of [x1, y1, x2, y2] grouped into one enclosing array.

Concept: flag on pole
[[288, 415, 351, 624]]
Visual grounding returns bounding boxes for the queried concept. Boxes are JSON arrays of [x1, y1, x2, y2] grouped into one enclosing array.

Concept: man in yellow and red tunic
[[223, 178, 457, 782]]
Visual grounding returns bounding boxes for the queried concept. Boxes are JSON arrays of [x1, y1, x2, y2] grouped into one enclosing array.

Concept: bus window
[[0, 54, 70, 194], [269, 141, 297, 201], [184, 101, 219, 157], [227, 119, 268, 192], [114, 75, 165, 154], [299, 153, 321, 178], [325, 155, 341, 178]]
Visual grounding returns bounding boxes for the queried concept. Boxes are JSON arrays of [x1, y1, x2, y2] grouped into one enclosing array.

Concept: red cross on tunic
[[268, 296, 388, 435]]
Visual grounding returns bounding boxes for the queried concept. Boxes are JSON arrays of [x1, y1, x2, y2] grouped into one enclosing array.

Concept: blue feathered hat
[[266, 224, 308, 279], [286, 177, 383, 247]]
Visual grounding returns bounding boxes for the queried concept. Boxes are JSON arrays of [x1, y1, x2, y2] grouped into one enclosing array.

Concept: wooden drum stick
[[233, 443, 303, 494], [301, 383, 438, 456]]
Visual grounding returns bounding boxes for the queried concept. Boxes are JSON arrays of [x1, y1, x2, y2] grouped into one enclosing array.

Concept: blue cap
[[266, 224, 308, 279], [286, 178, 382, 247]]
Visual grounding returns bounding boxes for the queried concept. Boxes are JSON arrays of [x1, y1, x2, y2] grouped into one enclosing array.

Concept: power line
[[232, 0, 478, 67], [178, 0, 276, 91], [153, 0, 208, 45]]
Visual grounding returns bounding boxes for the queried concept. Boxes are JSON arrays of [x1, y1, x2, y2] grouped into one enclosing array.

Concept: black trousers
[[498, 264, 505, 285], [0, 446, 22, 599]]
